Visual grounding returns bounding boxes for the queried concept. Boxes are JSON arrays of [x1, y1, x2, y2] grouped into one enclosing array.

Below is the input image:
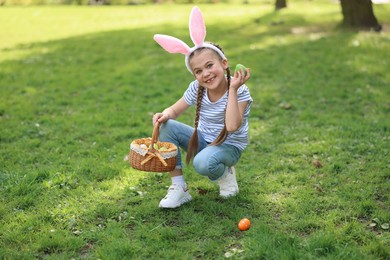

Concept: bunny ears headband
[[153, 6, 226, 74]]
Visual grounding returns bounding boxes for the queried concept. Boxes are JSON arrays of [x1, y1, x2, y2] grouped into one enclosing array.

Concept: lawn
[[0, 1, 389, 259]]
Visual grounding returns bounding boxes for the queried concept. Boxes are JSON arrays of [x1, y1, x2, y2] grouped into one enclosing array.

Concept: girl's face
[[189, 48, 228, 91]]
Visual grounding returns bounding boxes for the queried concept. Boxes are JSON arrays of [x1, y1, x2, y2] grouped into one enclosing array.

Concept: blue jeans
[[159, 120, 242, 181]]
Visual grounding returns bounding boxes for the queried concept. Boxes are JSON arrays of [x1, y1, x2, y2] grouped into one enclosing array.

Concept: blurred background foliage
[[0, 0, 237, 6], [1, 0, 294, 7]]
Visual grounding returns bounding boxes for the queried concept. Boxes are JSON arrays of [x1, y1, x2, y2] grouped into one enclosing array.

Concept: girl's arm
[[225, 68, 250, 132], [153, 97, 190, 126], [225, 91, 248, 132]]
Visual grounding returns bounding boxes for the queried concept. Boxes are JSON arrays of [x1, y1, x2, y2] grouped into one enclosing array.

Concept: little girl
[[152, 7, 252, 208]]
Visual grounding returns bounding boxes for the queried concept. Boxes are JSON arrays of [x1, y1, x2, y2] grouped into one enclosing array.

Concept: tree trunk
[[275, 0, 287, 11], [340, 0, 381, 31]]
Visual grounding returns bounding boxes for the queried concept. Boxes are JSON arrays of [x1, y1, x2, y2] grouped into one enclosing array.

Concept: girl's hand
[[152, 99, 189, 126], [152, 112, 168, 126], [231, 67, 250, 91]]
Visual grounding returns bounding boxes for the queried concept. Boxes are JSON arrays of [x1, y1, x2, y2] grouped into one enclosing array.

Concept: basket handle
[[150, 121, 160, 152]]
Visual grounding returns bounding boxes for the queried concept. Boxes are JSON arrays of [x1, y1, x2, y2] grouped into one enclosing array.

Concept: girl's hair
[[186, 43, 231, 165]]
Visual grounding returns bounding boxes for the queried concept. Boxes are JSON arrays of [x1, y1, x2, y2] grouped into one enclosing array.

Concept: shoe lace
[[164, 185, 180, 198]]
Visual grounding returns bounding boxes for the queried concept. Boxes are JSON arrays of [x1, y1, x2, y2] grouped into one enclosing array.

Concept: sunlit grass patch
[[1, 1, 389, 259]]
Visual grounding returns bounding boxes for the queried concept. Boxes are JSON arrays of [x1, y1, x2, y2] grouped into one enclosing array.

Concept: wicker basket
[[130, 122, 178, 172]]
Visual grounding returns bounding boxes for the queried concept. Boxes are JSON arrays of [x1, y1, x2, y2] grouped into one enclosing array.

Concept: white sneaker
[[159, 184, 192, 208], [217, 166, 239, 198]]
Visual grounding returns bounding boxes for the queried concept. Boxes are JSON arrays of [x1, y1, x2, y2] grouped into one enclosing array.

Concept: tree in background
[[275, 0, 287, 10], [340, 0, 381, 31], [274, 0, 381, 32]]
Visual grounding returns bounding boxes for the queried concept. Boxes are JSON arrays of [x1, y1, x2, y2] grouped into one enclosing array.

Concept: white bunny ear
[[153, 34, 191, 55], [189, 6, 206, 47]]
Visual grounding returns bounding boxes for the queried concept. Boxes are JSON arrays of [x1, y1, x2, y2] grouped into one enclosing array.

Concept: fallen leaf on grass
[[279, 102, 292, 110], [224, 248, 244, 258], [73, 230, 82, 236], [314, 183, 324, 193], [312, 159, 323, 168], [369, 218, 389, 230], [369, 222, 377, 228], [196, 188, 208, 196]]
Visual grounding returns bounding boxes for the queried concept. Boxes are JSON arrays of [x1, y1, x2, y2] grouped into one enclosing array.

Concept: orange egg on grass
[[238, 218, 251, 231]]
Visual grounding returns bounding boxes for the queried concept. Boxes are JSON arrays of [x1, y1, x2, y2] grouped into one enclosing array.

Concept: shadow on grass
[[1, 13, 389, 259]]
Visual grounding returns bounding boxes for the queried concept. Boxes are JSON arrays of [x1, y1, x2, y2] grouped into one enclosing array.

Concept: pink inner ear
[[189, 6, 206, 47], [153, 34, 190, 55]]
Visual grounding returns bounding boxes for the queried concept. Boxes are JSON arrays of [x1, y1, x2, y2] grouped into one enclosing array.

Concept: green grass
[[1, 2, 389, 259]]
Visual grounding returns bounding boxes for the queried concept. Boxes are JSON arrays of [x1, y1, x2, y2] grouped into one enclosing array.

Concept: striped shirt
[[183, 80, 253, 151]]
